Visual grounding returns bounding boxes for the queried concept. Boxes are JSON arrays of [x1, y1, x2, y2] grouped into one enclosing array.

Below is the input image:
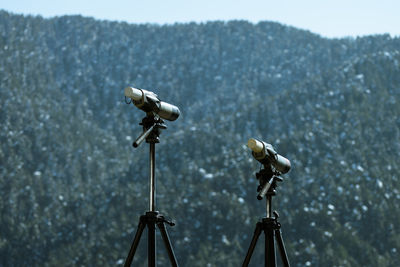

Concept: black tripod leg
[[242, 222, 263, 267], [265, 227, 276, 267], [148, 222, 156, 267], [124, 220, 146, 267], [157, 222, 179, 267], [275, 229, 290, 267]]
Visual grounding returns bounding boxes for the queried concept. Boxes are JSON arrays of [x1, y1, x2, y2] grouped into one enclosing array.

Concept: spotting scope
[[125, 87, 180, 121], [248, 138, 291, 174]]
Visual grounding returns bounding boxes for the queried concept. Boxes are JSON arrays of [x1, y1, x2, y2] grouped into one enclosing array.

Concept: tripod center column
[[266, 196, 272, 218], [150, 142, 156, 211]]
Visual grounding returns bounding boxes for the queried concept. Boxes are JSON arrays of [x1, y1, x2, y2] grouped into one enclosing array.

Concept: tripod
[[124, 115, 179, 267], [242, 168, 290, 267]]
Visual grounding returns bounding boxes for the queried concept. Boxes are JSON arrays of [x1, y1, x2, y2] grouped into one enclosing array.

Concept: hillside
[[0, 10, 399, 266]]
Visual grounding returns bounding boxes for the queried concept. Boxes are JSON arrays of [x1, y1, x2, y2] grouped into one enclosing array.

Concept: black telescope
[[248, 138, 291, 174], [125, 87, 180, 121]]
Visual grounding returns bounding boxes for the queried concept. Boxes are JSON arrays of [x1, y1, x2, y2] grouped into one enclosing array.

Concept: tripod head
[[133, 114, 167, 147], [255, 165, 283, 200]]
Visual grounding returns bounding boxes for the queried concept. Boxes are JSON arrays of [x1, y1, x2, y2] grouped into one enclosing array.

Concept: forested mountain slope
[[0, 10, 399, 266]]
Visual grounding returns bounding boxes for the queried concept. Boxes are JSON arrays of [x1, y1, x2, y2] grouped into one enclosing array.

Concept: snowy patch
[[324, 231, 332, 238], [221, 235, 230, 245]]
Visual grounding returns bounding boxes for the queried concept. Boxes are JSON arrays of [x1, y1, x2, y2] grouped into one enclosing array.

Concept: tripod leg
[[124, 220, 146, 267], [274, 229, 290, 267], [157, 222, 179, 267], [148, 222, 156, 267], [242, 222, 263, 267], [265, 227, 276, 267]]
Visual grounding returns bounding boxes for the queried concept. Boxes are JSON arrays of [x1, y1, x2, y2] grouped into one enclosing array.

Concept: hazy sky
[[1, 0, 399, 38]]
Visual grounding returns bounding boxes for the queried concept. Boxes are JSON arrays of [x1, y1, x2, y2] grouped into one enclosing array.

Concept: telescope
[[248, 138, 291, 174], [124, 87, 180, 121], [123, 87, 180, 266], [243, 139, 291, 267]]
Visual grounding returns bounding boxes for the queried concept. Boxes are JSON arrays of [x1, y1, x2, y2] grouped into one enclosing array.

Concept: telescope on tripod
[[123, 86, 180, 267], [243, 138, 291, 267]]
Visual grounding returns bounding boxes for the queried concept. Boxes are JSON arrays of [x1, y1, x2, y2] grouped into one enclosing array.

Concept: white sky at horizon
[[1, 0, 399, 38]]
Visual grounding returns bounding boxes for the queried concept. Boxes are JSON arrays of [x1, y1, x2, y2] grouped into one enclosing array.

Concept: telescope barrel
[[125, 87, 144, 101], [274, 154, 291, 174], [158, 102, 180, 121], [248, 138, 264, 153]]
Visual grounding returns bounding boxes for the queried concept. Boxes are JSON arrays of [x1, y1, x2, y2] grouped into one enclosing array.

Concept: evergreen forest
[[1, 10, 400, 266]]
